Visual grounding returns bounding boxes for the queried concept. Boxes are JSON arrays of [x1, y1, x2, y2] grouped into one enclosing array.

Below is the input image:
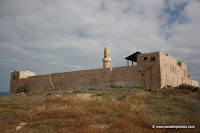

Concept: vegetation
[[15, 86, 27, 93], [0, 87, 199, 133], [177, 84, 199, 92], [88, 88, 99, 91]]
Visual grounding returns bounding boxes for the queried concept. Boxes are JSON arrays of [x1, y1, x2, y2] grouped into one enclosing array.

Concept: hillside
[[0, 87, 200, 133]]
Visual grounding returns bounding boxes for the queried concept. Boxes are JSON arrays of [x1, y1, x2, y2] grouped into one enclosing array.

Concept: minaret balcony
[[102, 58, 111, 62]]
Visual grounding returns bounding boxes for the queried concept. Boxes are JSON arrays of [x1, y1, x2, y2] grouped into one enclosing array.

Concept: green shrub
[[178, 84, 194, 91], [111, 85, 123, 88], [96, 93, 107, 96], [74, 90, 82, 94], [167, 85, 173, 88], [15, 86, 27, 93], [88, 88, 99, 90], [47, 93, 51, 96], [192, 87, 199, 92]]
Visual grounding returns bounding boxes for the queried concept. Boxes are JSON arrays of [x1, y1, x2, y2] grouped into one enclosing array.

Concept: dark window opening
[[105, 56, 106, 58], [151, 57, 156, 61], [144, 57, 148, 60], [13, 76, 16, 79], [141, 74, 144, 76], [105, 52, 106, 53]]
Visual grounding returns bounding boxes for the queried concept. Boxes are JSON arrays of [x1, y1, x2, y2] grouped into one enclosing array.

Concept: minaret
[[102, 45, 111, 68]]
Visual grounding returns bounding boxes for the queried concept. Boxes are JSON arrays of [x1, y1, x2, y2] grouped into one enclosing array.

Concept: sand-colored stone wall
[[24, 75, 53, 93], [50, 68, 111, 90], [19, 71, 36, 80], [160, 52, 199, 88], [137, 52, 161, 90], [110, 66, 143, 88], [14, 66, 156, 94]]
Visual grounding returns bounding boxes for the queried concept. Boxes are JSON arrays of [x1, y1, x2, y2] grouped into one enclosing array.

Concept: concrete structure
[[9, 48, 199, 95], [102, 45, 111, 68]]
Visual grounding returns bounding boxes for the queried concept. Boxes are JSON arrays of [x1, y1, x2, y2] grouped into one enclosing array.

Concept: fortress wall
[[16, 66, 147, 93], [160, 53, 176, 88], [50, 68, 111, 90], [191, 79, 199, 87], [160, 52, 186, 88], [110, 66, 142, 87], [137, 52, 161, 90], [160, 52, 199, 88], [23, 75, 54, 93]]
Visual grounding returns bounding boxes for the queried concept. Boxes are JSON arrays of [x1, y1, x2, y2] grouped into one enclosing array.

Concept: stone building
[[9, 46, 199, 95]]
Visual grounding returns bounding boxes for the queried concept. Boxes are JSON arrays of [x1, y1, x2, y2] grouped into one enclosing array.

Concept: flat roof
[[125, 51, 142, 62]]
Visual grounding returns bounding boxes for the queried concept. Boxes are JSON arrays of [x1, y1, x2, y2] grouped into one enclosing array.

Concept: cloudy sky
[[0, 0, 200, 92]]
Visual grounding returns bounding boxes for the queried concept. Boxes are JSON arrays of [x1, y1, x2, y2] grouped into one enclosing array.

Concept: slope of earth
[[0, 87, 199, 133]]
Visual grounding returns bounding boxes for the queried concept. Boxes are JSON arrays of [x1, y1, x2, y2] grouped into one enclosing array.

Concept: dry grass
[[0, 87, 200, 133]]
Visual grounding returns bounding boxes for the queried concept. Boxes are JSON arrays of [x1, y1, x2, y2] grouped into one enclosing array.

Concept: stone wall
[[160, 52, 199, 88], [14, 66, 157, 94], [50, 68, 111, 91], [110, 66, 143, 88], [137, 52, 161, 90]]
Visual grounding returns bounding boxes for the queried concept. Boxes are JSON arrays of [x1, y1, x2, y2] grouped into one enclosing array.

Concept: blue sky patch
[[163, 0, 188, 26]]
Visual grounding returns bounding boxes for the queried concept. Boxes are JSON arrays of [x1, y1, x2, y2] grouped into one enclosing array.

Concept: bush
[[88, 88, 98, 90], [167, 85, 173, 88], [96, 93, 107, 96], [178, 84, 194, 90], [47, 93, 52, 96], [129, 87, 135, 89], [74, 90, 82, 94], [111, 85, 123, 88], [177, 84, 200, 93], [192, 87, 199, 92], [15, 86, 27, 93]]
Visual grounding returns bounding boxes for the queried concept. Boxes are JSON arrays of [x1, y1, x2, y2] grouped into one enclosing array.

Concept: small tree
[[15, 86, 27, 93]]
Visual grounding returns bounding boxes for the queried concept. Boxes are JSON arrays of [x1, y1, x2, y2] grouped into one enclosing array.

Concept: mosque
[[9, 46, 199, 94]]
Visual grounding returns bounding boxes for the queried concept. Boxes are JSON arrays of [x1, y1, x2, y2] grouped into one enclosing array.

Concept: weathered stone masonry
[[9, 50, 199, 95]]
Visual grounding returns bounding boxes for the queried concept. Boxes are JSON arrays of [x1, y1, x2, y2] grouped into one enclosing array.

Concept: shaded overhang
[[125, 51, 142, 62]]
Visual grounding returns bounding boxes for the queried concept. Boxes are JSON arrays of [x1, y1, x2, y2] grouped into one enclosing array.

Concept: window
[[151, 57, 156, 61], [141, 74, 144, 76], [105, 56, 106, 58], [13, 76, 16, 79], [144, 57, 148, 60]]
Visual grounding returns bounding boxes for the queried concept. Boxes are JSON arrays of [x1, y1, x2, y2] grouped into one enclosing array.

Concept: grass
[[0, 87, 199, 133]]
